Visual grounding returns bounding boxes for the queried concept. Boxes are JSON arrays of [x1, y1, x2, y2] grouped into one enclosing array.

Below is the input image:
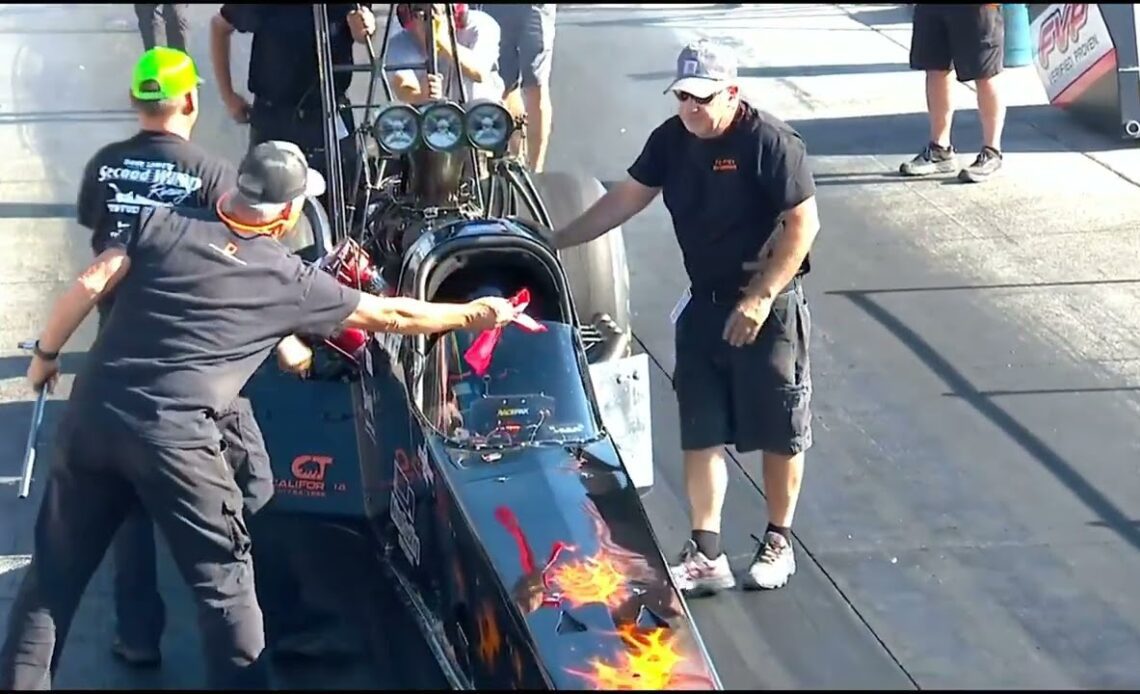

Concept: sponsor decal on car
[[392, 448, 422, 566], [276, 454, 346, 498]]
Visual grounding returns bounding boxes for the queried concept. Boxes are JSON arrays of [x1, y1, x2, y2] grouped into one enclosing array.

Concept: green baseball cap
[[131, 47, 202, 101]]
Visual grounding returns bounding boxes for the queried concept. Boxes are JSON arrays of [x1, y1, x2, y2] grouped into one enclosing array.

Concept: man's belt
[[254, 94, 347, 122], [691, 275, 801, 306]]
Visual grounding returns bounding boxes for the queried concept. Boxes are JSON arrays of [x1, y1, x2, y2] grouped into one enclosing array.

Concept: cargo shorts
[[484, 4, 557, 90], [909, 4, 1005, 83], [673, 278, 813, 456]]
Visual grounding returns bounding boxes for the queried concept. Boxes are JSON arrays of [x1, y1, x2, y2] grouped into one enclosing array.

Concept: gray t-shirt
[[385, 9, 505, 102]]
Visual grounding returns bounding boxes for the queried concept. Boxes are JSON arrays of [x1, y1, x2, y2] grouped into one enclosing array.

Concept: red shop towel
[[464, 288, 547, 376]]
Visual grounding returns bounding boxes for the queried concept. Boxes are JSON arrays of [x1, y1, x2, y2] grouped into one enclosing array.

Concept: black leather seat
[[278, 197, 332, 263]]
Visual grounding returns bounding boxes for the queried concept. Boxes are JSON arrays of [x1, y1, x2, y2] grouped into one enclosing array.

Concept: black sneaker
[[957, 146, 1003, 183], [110, 637, 162, 668], [272, 624, 362, 662], [899, 141, 958, 177]]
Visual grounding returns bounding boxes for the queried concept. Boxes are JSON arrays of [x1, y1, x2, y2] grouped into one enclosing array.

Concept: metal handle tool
[[16, 340, 49, 500]]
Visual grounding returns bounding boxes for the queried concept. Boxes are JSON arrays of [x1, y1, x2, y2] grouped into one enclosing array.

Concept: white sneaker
[[741, 531, 796, 590], [668, 539, 736, 597]]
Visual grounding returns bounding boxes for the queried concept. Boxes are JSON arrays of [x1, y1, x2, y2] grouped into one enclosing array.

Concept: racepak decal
[[464, 288, 547, 377]]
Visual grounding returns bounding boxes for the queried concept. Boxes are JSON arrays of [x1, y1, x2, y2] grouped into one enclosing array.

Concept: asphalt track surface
[[3, 2, 1140, 690]]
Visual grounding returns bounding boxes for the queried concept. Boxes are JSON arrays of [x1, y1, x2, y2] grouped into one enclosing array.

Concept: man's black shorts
[[909, 4, 1004, 83], [673, 280, 813, 456]]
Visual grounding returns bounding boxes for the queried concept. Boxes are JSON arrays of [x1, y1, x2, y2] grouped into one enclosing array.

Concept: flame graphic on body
[[493, 502, 717, 689], [549, 552, 628, 609], [568, 624, 684, 690], [511, 644, 524, 682], [477, 602, 502, 666]]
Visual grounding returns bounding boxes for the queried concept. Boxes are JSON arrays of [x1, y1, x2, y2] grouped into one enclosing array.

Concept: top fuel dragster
[[242, 3, 724, 689]]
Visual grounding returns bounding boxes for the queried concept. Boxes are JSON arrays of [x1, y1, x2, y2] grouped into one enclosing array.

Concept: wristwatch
[[33, 340, 59, 361]]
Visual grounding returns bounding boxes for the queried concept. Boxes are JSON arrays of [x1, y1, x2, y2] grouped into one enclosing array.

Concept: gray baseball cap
[[665, 40, 738, 99], [237, 140, 326, 205]]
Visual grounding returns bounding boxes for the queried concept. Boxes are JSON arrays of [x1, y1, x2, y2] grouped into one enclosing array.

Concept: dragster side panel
[[587, 353, 654, 492], [441, 441, 722, 691], [244, 361, 368, 517], [430, 450, 553, 689]]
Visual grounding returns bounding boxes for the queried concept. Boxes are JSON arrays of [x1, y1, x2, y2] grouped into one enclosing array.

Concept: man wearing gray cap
[[2, 140, 516, 689], [551, 40, 820, 596]]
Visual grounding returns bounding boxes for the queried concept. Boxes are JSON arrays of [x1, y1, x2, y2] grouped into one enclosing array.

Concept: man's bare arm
[[342, 294, 487, 335], [208, 14, 239, 102], [551, 177, 660, 250], [389, 73, 432, 105], [742, 196, 820, 299], [38, 249, 131, 354], [279, 292, 514, 374], [437, 40, 491, 83]]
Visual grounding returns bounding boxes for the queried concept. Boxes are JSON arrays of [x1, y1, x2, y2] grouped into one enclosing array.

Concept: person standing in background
[[133, 5, 191, 53], [900, 4, 1007, 183], [551, 41, 820, 596], [482, 4, 557, 172], [75, 46, 274, 669]]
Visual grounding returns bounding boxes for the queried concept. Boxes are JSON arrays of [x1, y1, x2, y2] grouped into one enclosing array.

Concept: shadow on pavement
[[0, 399, 66, 486], [844, 4, 914, 28], [0, 202, 79, 219], [827, 289, 1140, 554], [787, 105, 1131, 157], [631, 62, 912, 82], [0, 110, 137, 125], [0, 354, 84, 381]]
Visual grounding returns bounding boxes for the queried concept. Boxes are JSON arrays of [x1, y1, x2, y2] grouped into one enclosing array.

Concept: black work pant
[[92, 304, 275, 653], [0, 413, 270, 689], [133, 4, 190, 52], [112, 397, 274, 651]]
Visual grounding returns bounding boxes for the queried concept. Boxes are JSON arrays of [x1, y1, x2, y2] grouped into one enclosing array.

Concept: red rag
[[463, 288, 547, 376]]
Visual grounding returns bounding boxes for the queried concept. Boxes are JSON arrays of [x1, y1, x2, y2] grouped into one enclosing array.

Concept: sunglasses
[[673, 90, 720, 105]]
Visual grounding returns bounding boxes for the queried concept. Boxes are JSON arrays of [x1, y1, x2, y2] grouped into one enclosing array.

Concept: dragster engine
[[317, 237, 391, 364]]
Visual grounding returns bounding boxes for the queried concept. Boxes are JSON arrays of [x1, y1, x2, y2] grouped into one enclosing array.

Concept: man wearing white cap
[[551, 40, 821, 595]]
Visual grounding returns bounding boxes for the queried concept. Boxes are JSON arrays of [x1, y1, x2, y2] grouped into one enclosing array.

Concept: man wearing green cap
[[78, 47, 232, 273], [76, 46, 276, 669]]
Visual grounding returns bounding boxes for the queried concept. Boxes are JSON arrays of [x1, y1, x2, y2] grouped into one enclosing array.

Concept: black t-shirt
[[221, 4, 362, 110], [69, 206, 363, 448], [76, 130, 234, 256], [628, 102, 816, 294]]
